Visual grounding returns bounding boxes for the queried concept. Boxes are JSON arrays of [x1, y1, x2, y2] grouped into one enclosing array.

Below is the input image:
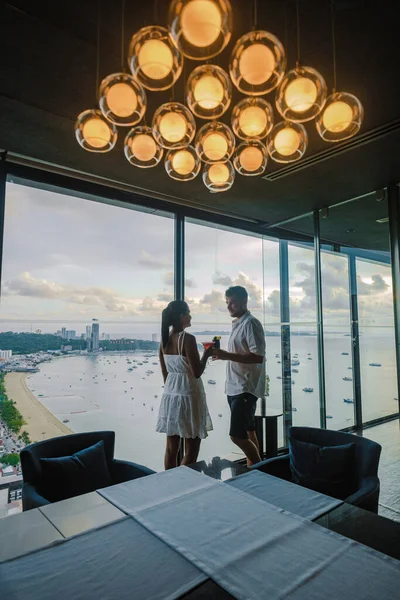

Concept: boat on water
[[277, 376, 282, 379], [326, 415, 333, 419], [62, 419, 69, 423], [208, 380, 216, 384], [343, 398, 354, 404], [277, 361, 281, 364], [343, 376, 352, 381], [341, 352, 349, 355], [292, 407, 297, 412], [369, 363, 382, 367], [292, 360, 300, 366], [292, 369, 299, 373], [303, 387, 314, 393]]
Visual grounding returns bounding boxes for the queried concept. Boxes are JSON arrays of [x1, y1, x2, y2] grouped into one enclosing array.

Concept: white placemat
[[0, 517, 207, 600], [226, 469, 342, 519]]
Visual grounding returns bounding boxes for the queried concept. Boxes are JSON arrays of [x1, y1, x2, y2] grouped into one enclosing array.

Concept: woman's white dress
[[156, 332, 213, 439]]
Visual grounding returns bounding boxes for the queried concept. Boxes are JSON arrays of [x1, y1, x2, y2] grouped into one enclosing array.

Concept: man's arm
[[213, 349, 264, 364]]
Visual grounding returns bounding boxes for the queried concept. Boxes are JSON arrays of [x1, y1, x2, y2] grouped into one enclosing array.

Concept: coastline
[[4, 372, 73, 443]]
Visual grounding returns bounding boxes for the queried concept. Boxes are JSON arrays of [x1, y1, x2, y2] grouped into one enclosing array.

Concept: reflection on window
[[1, 182, 174, 472]]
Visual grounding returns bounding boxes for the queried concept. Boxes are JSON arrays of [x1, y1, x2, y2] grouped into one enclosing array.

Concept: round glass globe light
[[194, 75, 224, 110], [322, 100, 354, 133], [181, 0, 222, 48], [130, 134, 157, 162], [239, 106, 267, 138], [75, 109, 117, 153], [82, 117, 112, 148], [138, 39, 174, 80], [284, 77, 317, 113], [209, 162, 230, 183], [239, 44, 276, 86], [159, 112, 187, 143], [274, 128, 301, 156], [105, 82, 138, 117], [203, 132, 228, 161], [239, 146, 263, 171], [172, 149, 196, 175]]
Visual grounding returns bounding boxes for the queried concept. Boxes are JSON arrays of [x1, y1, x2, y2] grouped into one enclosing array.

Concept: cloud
[[138, 251, 171, 269], [157, 293, 173, 303], [234, 272, 263, 309], [185, 278, 197, 288], [164, 271, 174, 286], [213, 271, 232, 287], [200, 290, 225, 311], [357, 274, 389, 295]]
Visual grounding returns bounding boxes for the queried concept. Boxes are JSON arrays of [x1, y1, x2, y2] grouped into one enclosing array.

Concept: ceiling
[[1, 0, 399, 237]]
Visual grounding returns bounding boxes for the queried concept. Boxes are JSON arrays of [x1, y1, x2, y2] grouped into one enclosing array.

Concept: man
[[213, 285, 265, 466]]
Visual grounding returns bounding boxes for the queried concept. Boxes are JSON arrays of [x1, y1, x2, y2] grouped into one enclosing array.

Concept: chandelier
[[75, 0, 363, 193]]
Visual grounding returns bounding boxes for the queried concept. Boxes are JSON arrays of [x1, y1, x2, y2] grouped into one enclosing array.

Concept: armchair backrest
[[289, 427, 381, 482], [20, 431, 115, 486]]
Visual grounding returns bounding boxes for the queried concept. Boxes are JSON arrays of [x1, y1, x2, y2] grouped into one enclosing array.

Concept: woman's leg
[[181, 437, 201, 466], [165, 435, 181, 470]]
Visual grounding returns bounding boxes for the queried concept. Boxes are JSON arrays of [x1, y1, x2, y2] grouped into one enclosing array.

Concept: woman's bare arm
[[184, 334, 212, 379], [159, 345, 168, 383]]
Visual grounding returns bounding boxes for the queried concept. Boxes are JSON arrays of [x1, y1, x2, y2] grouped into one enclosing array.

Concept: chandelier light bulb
[[99, 73, 146, 126], [152, 102, 196, 149], [203, 160, 235, 192], [124, 126, 163, 168], [231, 97, 273, 140], [230, 30, 286, 96], [187, 64, 231, 119], [195, 121, 235, 163], [165, 145, 201, 181], [233, 140, 267, 176], [169, 0, 232, 60], [316, 92, 363, 142], [276, 66, 327, 123], [129, 26, 183, 91], [75, 109, 117, 153], [268, 121, 307, 163]]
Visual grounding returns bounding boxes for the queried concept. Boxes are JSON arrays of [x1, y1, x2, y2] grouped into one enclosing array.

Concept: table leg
[[265, 417, 278, 458]]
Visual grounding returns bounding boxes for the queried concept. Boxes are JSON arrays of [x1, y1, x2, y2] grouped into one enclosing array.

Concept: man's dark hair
[[225, 286, 248, 301]]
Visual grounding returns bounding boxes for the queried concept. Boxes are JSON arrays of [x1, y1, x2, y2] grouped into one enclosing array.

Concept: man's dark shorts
[[227, 393, 258, 439]]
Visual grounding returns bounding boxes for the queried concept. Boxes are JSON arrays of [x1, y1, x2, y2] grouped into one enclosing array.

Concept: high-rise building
[[61, 327, 66, 339], [65, 330, 76, 339], [152, 333, 159, 342], [0, 350, 12, 361], [91, 319, 100, 352], [86, 325, 91, 340]]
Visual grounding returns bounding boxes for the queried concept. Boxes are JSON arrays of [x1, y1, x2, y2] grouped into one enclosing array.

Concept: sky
[[0, 182, 395, 334]]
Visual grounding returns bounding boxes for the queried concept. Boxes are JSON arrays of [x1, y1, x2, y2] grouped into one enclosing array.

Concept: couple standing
[[156, 285, 265, 469]]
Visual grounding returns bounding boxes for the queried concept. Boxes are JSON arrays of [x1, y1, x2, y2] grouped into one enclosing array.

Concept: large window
[[1, 181, 174, 471]]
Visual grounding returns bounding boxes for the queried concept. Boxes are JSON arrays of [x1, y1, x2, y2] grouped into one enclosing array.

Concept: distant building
[[0, 350, 12, 361], [35, 329, 42, 334], [152, 333, 159, 342], [61, 327, 66, 339], [86, 325, 91, 340], [91, 319, 100, 352], [61, 345, 73, 352], [65, 330, 76, 340]]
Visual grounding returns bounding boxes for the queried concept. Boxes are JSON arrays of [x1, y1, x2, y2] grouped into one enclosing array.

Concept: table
[[254, 406, 283, 458], [1, 461, 399, 599]]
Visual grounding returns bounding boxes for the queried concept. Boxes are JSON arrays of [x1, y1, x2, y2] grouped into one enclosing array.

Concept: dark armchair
[[251, 427, 382, 513], [20, 431, 155, 511]]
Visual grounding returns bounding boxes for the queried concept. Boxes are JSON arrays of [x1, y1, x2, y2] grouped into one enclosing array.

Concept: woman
[[156, 300, 213, 469]]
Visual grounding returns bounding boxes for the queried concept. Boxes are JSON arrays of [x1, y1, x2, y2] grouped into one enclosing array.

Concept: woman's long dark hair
[[161, 301, 189, 349]]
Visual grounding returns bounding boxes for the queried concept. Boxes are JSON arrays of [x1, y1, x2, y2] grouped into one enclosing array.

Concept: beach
[[4, 372, 73, 443]]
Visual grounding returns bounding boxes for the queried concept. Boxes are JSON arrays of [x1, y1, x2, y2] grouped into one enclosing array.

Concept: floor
[[363, 419, 400, 522]]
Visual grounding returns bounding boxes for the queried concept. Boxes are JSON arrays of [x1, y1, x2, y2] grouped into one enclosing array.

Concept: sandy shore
[[4, 372, 73, 443]]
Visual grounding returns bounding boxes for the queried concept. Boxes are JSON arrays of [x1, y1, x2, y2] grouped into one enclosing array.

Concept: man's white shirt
[[225, 311, 266, 398]]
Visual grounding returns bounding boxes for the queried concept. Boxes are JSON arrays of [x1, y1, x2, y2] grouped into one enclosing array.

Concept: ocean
[[25, 329, 398, 472]]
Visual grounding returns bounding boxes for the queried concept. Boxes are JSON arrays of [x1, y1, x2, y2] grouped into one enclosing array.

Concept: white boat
[[208, 379, 216, 384]]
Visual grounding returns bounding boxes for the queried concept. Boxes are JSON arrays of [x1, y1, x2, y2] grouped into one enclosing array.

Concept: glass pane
[[318, 192, 398, 425], [281, 216, 320, 433], [185, 219, 271, 461], [1, 181, 174, 472]]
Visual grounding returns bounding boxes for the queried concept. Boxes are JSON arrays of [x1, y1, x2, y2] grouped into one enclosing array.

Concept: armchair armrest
[[250, 454, 292, 481], [22, 482, 51, 511], [109, 459, 156, 484], [345, 476, 380, 513]]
